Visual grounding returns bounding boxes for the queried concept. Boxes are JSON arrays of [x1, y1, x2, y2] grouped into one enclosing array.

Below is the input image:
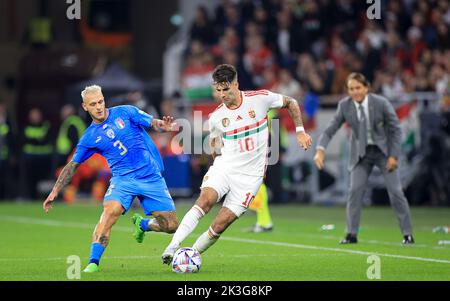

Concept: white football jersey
[[208, 89, 283, 177]]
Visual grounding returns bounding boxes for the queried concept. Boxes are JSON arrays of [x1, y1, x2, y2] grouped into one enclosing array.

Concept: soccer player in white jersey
[[161, 64, 312, 264]]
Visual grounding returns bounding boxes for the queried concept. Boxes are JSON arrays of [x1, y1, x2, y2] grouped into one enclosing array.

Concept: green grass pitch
[[0, 201, 449, 281]]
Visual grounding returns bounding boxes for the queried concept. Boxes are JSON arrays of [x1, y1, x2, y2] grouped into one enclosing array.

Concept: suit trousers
[[347, 145, 413, 236]]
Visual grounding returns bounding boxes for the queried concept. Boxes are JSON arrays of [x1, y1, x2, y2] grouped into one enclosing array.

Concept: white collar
[[353, 95, 368, 108]]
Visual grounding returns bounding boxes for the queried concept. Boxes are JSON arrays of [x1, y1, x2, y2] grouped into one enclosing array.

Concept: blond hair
[[81, 85, 102, 101]]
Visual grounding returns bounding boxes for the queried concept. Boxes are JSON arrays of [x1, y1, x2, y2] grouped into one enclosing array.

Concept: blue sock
[[140, 218, 152, 232], [89, 242, 105, 265]]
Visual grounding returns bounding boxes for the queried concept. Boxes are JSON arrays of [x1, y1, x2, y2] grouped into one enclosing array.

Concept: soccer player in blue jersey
[[43, 85, 179, 273]]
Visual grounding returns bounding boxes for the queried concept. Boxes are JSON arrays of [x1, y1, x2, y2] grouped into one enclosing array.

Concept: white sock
[[167, 205, 205, 249], [193, 227, 220, 254]]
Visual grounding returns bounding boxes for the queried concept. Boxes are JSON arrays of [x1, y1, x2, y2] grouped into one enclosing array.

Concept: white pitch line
[[220, 237, 450, 264], [1, 215, 450, 265], [296, 233, 447, 250]]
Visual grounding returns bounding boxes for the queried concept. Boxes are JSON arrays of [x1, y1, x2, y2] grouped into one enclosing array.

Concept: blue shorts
[[104, 172, 176, 215]]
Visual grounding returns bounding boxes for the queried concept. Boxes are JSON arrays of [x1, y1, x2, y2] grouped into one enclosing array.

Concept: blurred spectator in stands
[[20, 108, 53, 200], [214, 0, 234, 31], [413, 61, 432, 91], [363, 20, 385, 51], [356, 20, 383, 81], [243, 34, 276, 87], [275, 9, 301, 68], [260, 68, 279, 90], [125, 90, 158, 117], [252, 5, 276, 46], [430, 64, 450, 95], [215, 2, 244, 38], [0, 103, 15, 200], [435, 21, 450, 50], [400, 69, 416, 94], [184, 40, 214, 69], [403, 26, 427, 70], [296, 53, 325, 94], [386, 0, 410, 35], [221, 50, 254, 90], [383, 30, 405, 69], [211, 27, 240, 62], [274, 68, 303, 101], [332, 0, 362, 37], [380, 71, 406, 101], [189, 5, 216, 46], [327, 34, 349, 70], [300, 0, 325, 48], [243, 20, 261, 41], [56, 104, 86, 166], [316, 58, 335, 94], [439, 0, 450, 24]]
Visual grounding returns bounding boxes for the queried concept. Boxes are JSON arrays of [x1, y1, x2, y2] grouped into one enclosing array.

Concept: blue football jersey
[[72, 105, 164, 178]]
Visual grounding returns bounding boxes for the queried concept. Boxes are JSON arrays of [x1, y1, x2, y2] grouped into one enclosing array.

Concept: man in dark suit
[[314, 72, 414, 244]]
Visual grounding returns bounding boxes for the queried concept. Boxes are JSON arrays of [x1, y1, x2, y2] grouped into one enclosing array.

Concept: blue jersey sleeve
[[125, 105, 154, 129], [72, 144, 95, 164]]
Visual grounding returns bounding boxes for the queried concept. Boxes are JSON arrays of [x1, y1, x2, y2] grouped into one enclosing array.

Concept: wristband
[[295, 126, 305, 133]]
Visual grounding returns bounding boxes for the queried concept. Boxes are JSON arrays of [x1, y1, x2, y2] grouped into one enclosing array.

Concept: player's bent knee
[[196, 196, 215, 213], [196, 188, 218, 213]]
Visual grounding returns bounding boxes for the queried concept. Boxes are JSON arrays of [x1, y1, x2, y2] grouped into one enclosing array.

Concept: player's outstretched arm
[[281, 95, 312, 151], [43, 161, 79, 213], [151, 116, 177, 132]]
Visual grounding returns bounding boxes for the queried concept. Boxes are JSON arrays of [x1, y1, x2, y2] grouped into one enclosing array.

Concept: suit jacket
[[318, 93, 402, 171]]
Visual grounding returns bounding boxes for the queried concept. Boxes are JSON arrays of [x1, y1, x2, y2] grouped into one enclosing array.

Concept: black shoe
[[402, 235, 415, 244], [340, 234, 357, 244]]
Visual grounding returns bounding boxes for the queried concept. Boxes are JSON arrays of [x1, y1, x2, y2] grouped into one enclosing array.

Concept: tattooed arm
[[43, 161, 80, 213], [281, 95, 305, 128], [281, 95, 313, 150]]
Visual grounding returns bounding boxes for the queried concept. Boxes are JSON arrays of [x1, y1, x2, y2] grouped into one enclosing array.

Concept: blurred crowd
[[181, 0, 450, 104]]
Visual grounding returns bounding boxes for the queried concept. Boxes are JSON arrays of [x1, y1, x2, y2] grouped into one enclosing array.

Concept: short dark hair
[[212, 64, 237, 84], [346, 72, 370, 87]]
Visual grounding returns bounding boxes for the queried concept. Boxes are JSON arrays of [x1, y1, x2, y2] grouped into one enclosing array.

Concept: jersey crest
[[115, 118, 125, 129], [222, 118, 230, 127]]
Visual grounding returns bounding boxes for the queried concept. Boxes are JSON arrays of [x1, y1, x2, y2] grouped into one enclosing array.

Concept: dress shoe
[[340, 234, 357, 244], [402, 235, 415, 244]]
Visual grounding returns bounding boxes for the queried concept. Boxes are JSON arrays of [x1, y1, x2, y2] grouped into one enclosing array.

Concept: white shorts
[[200, 166, 263, 217]]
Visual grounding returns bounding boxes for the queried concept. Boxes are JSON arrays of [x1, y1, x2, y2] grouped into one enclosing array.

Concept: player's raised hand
[[43, 190, 57, 213], [296, 131, 312, 151], [155, 116, 177, 132]]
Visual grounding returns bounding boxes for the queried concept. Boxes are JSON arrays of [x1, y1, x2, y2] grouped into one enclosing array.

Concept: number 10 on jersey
[[238, 137, 255, 152]]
